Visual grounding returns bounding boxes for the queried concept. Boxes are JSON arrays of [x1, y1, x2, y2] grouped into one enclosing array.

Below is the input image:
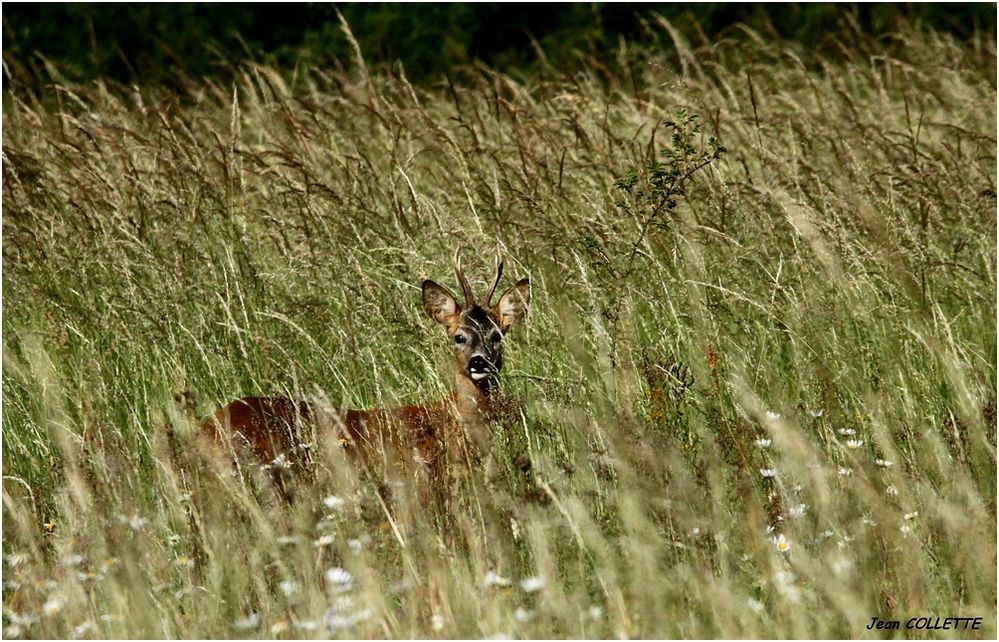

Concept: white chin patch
[[470, 372, 488, 380]]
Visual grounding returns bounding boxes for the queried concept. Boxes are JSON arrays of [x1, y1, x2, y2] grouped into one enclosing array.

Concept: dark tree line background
[[2, 3, 996, 90]]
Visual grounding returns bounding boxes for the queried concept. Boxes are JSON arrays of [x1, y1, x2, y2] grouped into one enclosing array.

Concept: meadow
[[2, 16, 996, 639]]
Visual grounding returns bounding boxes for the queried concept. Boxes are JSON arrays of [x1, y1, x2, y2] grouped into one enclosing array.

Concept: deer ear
[[495, 278, 530, 331], [422, 280, 460, 327]]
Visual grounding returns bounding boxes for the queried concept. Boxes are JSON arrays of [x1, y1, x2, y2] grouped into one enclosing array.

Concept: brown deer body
[[200, 249, 531, 503]]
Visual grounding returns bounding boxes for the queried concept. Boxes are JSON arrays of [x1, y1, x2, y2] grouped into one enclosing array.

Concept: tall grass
[[3, 18, 996, 639]]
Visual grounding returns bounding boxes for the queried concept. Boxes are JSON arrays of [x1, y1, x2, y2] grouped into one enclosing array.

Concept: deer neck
[[451, 372, 496, 451]]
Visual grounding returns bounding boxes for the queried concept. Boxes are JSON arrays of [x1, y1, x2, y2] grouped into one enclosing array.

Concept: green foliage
[[2, 3, 995, 88], [2, 16, 996, 640], [614, 110, 727, 279]]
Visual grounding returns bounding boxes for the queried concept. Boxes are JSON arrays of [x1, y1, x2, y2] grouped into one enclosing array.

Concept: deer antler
[[483, 247, 504, 306], [453, 246, 476, 307]]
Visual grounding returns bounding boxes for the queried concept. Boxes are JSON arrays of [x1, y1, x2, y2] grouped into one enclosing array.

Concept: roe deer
[[200, 248, 531, 504]]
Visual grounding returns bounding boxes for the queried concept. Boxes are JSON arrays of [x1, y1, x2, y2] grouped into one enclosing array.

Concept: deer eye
[[454, 334, 466, 345], [490, 331, 502, 344]]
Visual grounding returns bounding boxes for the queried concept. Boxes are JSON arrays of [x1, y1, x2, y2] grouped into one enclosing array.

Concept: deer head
[[422, 247, 531, 387]]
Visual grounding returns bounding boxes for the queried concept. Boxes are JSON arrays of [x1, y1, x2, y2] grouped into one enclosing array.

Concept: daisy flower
[[519, 576, 546, 593], [325, 567, 354, 593], [483, 571, 511, 588], [514, 607, 535, 623], [233, 613, 260, 630], [323, 495, 346, 510]]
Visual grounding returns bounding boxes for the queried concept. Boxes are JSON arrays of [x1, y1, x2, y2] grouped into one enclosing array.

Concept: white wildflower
[[588, 605, 604, 620], [276, 535, 301, 545], [71, 620, 95, 639], [772, 571, 801, 603], [754, 438, 772, 448], [875, 459, 893, 468], [292, 618, 319, 631], [837, 467, 853, 476], [323, 495, 346, 510], [325, 567, 354, 593], [330, 596, 355, 612], [43, 596, 66, 616], [831, 555, 853, 576], [765, 411, 781, 422], [324, 606, 372, 631], [324, 611, 352, 631], [899, 525, 913, 537], [510, 517, 521, 541], [837, 428, 856, 436], [78, 570, 105, 583], [844, 439, 864, 450], [788, 503, 807, 518], [313, 534, 336, 548], [772, 533, 792, 553], [483, 571, 511, 588], [61, 554, 86, 567], [519, 576, 546, 593], [8, 612, 38, 627], [836, 535, 855, 550], [808, 409, 824, 418], [514, 607, 535, 623], [233, 613, 260, 630], [903, 511, 918, 521], [747, 598, 765, 613], [269, 453, 292, 470], [278, 580, 300, 596], [117, 514, 148, 531], [885, 485, 899, 497], [388, 579, 414, 594], [431, 611, 445, 631], [759, 468, 777, 478]]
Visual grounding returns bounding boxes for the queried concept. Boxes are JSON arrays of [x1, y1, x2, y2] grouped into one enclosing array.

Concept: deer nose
[[467, 355, 492, 379]]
